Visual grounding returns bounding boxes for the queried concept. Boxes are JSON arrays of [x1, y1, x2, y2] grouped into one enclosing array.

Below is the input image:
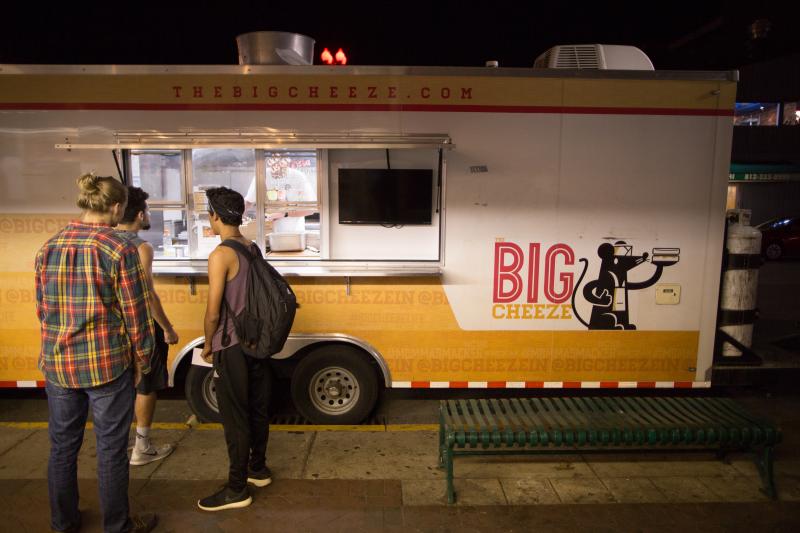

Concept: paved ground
[[1, 478, 799, 532], [1, 390, 799, 531], [755, 260, 800, 344]]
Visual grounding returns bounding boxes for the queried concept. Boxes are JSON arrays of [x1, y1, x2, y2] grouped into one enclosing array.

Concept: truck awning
[[55, 131, 455, 150]]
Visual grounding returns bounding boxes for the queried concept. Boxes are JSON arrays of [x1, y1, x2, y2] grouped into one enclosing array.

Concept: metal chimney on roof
[[236, 31, 316, 65]]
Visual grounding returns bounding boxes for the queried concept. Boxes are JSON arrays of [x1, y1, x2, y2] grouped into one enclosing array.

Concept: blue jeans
[[46, 368, 135, 533]]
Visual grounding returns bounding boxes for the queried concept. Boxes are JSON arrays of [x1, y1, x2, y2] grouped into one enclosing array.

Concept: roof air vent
[[533, 44, 654, 70]]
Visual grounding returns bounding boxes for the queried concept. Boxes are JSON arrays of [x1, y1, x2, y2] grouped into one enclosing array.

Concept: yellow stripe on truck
[[0, 213, 700, 385]]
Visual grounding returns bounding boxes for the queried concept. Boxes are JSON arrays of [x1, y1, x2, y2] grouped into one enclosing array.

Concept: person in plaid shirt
[[35, 174, 158, 533]]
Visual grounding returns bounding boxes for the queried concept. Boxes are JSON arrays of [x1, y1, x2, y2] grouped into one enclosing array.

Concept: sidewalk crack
[[0, 429, 38, 459], [299, 431, 317, 479], [142, 424, 195, 484], [497, 477, 510, 505]]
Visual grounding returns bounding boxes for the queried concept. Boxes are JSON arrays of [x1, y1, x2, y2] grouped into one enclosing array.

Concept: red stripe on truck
[[0, 102, 735, 116]]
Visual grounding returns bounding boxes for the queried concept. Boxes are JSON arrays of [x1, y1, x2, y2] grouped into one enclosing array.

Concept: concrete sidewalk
[[2, 478, 799, 532], [1, 392, 799, 531]]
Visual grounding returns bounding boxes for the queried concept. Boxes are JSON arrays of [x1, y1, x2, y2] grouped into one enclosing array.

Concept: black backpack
[[219, 239, 298, 358]]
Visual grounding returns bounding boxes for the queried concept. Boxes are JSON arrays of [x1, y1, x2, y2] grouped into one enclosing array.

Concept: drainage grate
[[268, 414, 310, 425], [268, 413, 386, 425]]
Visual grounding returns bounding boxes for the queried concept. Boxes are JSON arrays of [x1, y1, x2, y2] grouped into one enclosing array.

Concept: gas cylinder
[[719, 209, 762, 357]]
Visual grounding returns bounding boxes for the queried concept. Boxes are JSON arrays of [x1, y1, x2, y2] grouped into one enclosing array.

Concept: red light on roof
[[335, 48, 347, 65], [321, 48, 334, 65]]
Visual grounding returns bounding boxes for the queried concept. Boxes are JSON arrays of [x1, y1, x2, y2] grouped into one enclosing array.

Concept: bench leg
[[438, 423, 444, 468], [715, 448, 732, 464], [755, 446, 777, 500], [444, 447, 456, 504]]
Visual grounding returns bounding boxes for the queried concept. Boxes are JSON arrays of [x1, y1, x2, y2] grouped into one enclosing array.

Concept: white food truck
[[0, 35, 736, 423]]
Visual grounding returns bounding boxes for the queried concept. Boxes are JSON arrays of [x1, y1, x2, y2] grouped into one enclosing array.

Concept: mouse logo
[[571, 241, 679, 330]]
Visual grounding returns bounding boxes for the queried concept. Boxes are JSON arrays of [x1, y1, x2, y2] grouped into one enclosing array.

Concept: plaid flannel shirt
[[35, 221, 154, 388]]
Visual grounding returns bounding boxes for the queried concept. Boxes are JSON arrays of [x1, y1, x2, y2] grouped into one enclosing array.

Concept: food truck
[[0, 35, 736, 423]]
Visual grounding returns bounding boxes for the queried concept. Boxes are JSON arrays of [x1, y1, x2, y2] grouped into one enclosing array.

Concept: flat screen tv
[[338, 168, 433, 225]]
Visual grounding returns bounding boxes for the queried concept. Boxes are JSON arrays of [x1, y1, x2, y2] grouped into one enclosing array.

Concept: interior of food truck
[[126, 145, 445, 267]]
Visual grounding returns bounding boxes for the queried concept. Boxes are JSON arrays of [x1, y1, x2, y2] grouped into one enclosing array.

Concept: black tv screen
[[338, 169, 433, 225]]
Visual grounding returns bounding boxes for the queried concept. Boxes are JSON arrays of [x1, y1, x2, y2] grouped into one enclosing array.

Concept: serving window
[[130, 150, 189, 259], [126, 142, 445, 267], [190, 149, 258, 258], [262, 151, 321, 258], [128, 148, 324, 261]]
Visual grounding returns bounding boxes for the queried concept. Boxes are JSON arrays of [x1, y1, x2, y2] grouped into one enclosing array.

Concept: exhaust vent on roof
[[236, 31, 315, 66], [533, 44, 654, 70]]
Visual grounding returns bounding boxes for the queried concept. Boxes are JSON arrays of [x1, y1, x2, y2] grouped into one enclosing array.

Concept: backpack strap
[[218, 239, 260, 347], [220, 239, 261, 261]]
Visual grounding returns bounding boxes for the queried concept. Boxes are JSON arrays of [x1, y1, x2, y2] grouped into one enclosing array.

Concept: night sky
[[2, 2, 799, 70]]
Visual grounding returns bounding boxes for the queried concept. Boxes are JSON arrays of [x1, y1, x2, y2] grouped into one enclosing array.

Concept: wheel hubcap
[[309, 366, 359, 415], [202, 370, 219, 413], [766, 244, 781, 259]]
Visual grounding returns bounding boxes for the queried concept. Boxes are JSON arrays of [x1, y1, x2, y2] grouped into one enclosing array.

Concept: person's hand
[[164, 326, 179, 345], [200, 345, 213, 364]]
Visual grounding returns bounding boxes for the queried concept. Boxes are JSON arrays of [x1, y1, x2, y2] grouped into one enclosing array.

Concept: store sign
[[492, 240, 681, 330]]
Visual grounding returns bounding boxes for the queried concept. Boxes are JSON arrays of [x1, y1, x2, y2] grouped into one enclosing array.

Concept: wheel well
[[171, 339, 388, 388], [171, 354, 194, 389], [272, 341, 385, 387], [168, 336, 206, 389]]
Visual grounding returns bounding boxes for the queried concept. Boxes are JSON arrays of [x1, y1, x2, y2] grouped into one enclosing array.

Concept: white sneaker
[[130, 443, 175, 466]]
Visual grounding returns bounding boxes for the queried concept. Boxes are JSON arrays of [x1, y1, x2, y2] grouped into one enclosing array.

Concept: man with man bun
[[35, 174, 158, 533]]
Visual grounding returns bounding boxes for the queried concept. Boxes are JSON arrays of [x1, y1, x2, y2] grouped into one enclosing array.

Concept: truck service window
[[260, 151, 321, 258], [130, 150, 183, 202], [191, 149, 257, 258], [130, 150, 188, 259]]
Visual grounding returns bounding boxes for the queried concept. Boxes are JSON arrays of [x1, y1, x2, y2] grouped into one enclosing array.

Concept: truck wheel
[[765, 242, 783, 260], [291, 346, 379, 425], [185, 365, 221, 423]]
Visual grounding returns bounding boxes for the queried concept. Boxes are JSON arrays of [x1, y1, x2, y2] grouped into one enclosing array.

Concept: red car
[[757, 216, 800, 260]]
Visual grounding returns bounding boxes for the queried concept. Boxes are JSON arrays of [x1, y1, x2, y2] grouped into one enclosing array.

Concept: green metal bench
[[439, 397, 781, 504]]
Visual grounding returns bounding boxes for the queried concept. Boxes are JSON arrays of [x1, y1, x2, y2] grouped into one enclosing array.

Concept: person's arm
[[34, 249, 44, 322], [266, 209, 316, 221], [200, 247, 228, 362], [116, 245, 154, 381], [138, 242, 179, 345], [287, 209, 316, 217]]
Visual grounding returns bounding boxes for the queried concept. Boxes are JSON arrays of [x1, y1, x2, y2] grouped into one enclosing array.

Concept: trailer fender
[[168, 336, 207, 387], [169, 333, 392, 388]]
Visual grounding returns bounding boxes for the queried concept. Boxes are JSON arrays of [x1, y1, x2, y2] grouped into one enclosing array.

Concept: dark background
[[2, 1, 798, 69]]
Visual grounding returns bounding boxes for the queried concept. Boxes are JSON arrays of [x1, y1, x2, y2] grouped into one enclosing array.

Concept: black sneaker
[[127, 513, 158, 532], [197, 486, 252, 511], [247, 466, 273, 488]]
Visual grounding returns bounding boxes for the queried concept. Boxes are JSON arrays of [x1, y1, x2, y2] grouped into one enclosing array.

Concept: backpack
[[219, 239, 298, 358]]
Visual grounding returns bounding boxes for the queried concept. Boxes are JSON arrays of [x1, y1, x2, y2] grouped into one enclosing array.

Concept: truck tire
[[185, 365, 221, 423], [765, 242, 783, 260], [291, 346, 379, 425]]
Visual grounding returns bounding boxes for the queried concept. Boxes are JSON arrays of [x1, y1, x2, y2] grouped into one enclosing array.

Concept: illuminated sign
[[320, 47, 347, 65]]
